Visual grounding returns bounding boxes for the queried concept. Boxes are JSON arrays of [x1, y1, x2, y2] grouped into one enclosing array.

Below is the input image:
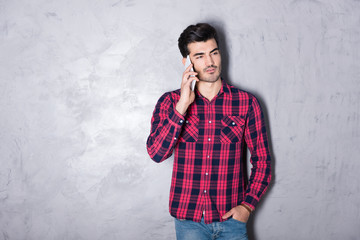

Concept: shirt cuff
[[241, 195, 258, 211], [169, 109, 185, 126]]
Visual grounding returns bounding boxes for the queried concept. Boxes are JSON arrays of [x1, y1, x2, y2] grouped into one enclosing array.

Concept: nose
[[205, 54, 215, 66]]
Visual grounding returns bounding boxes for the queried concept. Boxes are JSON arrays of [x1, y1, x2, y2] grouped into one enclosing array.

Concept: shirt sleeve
[[242, 96, 272, 209], [146, 92, 185, 163]]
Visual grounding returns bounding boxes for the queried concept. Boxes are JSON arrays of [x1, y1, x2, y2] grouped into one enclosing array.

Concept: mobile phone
[[185, 55, 196, 91]]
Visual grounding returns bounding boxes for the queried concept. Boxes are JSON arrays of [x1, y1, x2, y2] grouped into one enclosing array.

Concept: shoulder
[[159, 89, 181, 100], [225, 83, 264, 113], [156, 89, 181, 105], [226, 83, 258, 103]]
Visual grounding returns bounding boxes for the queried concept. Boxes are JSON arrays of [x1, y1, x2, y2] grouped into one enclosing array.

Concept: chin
[[199, 73, 221, 83], [204, 76, 221, 83], [200, 78, 220, 83]]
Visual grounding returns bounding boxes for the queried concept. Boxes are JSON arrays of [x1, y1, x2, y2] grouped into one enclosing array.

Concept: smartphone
[[185, 55, 196, 91]]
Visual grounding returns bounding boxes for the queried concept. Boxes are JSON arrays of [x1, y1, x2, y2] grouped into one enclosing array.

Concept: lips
[[206, 67, 216, 73]]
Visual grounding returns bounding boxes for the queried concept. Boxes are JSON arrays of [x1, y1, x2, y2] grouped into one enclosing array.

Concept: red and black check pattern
[[147, 80, 271, 224]]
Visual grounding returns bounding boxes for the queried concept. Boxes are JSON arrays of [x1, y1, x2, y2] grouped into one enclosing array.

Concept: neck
[[197, 78, 222, 101]]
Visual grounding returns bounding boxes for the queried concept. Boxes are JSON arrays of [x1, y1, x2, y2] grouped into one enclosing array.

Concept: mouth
[[205, 67, 217, 73]]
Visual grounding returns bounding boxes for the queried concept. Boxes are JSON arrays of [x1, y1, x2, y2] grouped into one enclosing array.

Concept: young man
[[146, 23, 272, 240]]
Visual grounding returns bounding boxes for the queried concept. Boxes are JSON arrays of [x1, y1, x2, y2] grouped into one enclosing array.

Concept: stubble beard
[[198, 65, 222, 83]]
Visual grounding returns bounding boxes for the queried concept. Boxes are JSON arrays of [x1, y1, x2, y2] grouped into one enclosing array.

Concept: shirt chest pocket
[[220, 115, 246, 143], [179, 115, 199, 142]]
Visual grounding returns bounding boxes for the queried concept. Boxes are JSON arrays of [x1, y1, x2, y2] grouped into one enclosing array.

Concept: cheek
[[215, 56, 221, 65], [193, 62, 204, 72]]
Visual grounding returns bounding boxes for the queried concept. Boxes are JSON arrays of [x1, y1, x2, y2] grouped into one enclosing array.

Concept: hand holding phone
[[185, 56, 196, 91], [176, 56, 197, 115]]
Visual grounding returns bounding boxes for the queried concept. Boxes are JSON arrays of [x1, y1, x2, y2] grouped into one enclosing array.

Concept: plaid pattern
[[146, 80, 271, 224]]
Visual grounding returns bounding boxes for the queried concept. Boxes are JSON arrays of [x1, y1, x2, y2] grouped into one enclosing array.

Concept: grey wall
[[0, 0, 359, 239]]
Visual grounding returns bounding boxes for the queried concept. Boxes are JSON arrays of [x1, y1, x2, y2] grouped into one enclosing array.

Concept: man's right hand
[[175, 64, 199, 115]]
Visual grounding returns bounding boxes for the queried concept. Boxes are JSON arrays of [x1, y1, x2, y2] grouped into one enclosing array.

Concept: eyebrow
[[210, 48, 219, 54], [193, 48, 219, 57]]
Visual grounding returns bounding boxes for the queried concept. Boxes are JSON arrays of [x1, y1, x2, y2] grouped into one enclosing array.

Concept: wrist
[[240, 203, 253, 214], [175, 100, 189, 116]]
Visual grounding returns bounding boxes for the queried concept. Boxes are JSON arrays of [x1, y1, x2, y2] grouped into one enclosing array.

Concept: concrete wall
[[0, 0, 359, 239]]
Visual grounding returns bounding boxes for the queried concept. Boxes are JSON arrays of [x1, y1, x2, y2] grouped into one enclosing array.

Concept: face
[[187, 38, 222, 83]]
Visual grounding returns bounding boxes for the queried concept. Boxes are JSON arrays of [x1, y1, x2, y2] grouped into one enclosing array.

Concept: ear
[[182, 57, 187, 66]]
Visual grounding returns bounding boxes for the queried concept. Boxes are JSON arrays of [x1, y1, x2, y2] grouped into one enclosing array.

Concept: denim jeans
[[174, 217, 248, 240]]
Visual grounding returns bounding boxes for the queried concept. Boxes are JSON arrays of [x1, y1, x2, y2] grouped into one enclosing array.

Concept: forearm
[[147, 95, 185, 163], [243, 96, 272, 209], [146, 116, 183, 162], [243, 154, 271, 209]]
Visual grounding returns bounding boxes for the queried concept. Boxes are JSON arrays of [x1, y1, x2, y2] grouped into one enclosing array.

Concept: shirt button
[[207, 155, 210, 158], [174, 137, 177, 140], [205, 172, 209, 176], [186, 120, 189, 123], [208, 120, 212, 124], [204, 190, 207, 193], [232, 122, 236, 125], [208, 138, 211, 141]]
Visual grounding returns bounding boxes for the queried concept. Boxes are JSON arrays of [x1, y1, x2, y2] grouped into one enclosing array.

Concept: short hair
[[178, 23, 219, 57]]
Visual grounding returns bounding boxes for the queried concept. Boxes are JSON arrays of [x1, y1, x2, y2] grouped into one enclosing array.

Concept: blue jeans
[[174, 217, 248, 240]]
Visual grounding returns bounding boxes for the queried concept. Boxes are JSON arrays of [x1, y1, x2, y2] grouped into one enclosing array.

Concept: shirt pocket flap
[[221, 115, 245, 127], [220, 116, 245, 143]]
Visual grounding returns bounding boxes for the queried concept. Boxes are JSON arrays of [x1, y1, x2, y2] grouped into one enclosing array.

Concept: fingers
[[222, 209, 234, 219], [182, 72, 198, 90], [183, 71, 198, 83], [184, 76, 198, 86], [185, 63, 193, 72], [222, 206, 250, 222], [178, 66, 198, 106], [185, 63, 197, 74]]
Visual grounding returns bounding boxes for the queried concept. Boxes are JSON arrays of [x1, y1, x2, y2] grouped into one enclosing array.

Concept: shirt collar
[[220, 79, 231, 95]]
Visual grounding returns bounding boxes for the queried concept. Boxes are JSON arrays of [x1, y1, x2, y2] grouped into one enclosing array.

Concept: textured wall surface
[[0, 0, 359, 239]]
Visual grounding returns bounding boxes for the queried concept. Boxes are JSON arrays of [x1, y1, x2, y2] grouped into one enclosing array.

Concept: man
[[146, 23, 271, 240]]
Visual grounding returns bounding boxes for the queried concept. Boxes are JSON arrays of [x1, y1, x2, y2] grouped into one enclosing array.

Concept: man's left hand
[[222, 205, 251, 223]]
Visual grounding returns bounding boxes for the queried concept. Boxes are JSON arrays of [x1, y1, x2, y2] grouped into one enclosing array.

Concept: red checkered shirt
[[146, 80, 271, 224]]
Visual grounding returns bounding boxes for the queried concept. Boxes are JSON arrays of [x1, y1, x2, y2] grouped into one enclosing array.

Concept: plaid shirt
[[146, 80, 271, 224]]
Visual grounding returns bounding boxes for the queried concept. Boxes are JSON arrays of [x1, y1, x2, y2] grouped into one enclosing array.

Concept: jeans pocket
[[230, 217, 247, 224]]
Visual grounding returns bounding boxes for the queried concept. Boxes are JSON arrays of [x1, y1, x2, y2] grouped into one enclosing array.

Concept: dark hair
[[178, 23, 219, 57]]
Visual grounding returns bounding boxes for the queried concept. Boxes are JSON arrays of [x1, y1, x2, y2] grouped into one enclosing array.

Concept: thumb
[[222, 209, 234, 219]]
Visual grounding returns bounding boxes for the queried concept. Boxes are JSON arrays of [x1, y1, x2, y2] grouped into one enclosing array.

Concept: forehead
[[187, 39, 218, 56]]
